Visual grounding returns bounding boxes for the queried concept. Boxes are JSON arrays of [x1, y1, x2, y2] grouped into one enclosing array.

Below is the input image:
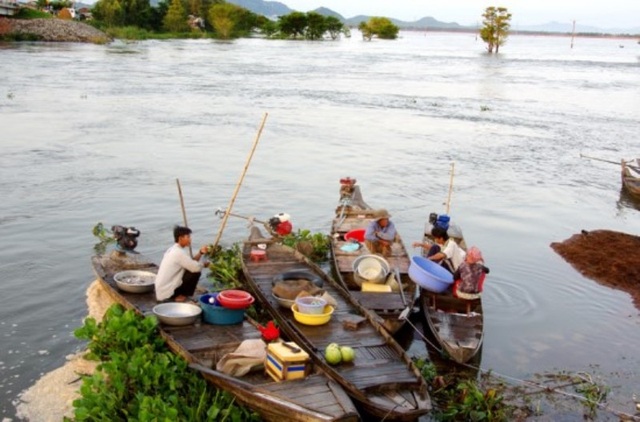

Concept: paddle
[[176, 178, 193, 258], [212, 113, 269, 249]]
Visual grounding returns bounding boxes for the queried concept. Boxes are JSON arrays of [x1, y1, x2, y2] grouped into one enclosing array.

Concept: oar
[[444, 162, 455, 215], [212, 113, 269, 249], [176, 178, 193, 258]]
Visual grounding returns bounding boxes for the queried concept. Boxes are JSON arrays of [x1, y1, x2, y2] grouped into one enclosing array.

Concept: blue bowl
[[199, 294, 245, 325], [408, 255, 454, 293]]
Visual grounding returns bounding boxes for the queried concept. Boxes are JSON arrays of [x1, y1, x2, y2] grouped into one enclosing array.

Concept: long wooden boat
[[241, 227, 431, 422], [417, 216, 484, 364], [91, 251, 359, 422], [621, 159, 640, 197], [329, 178, 415, 334]]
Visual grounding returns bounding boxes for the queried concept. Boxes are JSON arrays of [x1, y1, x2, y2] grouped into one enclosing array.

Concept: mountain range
[[226, 0, 640, 34]]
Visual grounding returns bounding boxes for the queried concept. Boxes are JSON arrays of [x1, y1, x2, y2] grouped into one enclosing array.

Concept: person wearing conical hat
[[364, 209, 396, 257]]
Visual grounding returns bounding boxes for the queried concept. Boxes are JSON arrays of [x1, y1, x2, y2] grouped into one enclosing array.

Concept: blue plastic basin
[[408, 255, 454, 293], [199, 294, 245, 325]]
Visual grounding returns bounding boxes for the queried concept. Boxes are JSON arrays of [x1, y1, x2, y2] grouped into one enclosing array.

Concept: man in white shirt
[[155, 225, 209, 302]]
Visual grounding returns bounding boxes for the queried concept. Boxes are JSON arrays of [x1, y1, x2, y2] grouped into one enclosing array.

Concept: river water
[[1, 31, 639, 420]]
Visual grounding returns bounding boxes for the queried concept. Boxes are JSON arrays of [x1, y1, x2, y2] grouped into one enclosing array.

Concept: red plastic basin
[[344, 228, 365, 242], [217, 289, 255, 309]]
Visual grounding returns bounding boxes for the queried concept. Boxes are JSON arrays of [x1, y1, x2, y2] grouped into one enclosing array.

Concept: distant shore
[[401, 26, 640, 39]]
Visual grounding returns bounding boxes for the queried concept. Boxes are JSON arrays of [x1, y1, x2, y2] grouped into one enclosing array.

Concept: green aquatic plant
[[91, 222, 115, 254], [282, 229, 330, 262], [205, 243, 243, 289], [72, 304, 259, 421]]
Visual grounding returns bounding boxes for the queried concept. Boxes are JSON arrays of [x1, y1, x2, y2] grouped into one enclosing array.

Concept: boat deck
[[91, 253, 359, 422], [242, 242, 430, 421]]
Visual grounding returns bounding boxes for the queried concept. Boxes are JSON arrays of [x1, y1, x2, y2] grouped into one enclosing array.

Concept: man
[[364, 209, 396, 257], [155, 225, 209, 302]]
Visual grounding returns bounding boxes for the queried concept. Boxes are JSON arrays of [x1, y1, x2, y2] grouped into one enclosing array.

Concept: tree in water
[[480, 6, 512, 53], [358, 17, 399, 41]]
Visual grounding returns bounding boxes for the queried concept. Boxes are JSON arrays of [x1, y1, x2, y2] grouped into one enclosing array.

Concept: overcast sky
[[280, 0, 639, 29]]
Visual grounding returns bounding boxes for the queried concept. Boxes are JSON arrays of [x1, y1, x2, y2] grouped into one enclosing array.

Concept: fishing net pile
[[551, 230, 640, 309]]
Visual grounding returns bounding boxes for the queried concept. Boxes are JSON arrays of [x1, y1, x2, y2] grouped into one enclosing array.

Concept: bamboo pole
[[579, 153, 621, 166], [176, 178, 193, 257], [445, 162, 455, 215], [212, 112, 269, 249]]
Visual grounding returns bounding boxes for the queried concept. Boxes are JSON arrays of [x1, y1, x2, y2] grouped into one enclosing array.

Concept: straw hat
[[373, 209, 391, 220]]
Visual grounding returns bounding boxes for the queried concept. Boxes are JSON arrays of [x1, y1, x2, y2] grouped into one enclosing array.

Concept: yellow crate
[[361, 282, 392, 292], [265, 342, 310, 382]]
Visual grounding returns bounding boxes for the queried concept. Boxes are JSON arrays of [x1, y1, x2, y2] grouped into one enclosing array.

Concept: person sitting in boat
[[452, 246, 490, 299], [412, 226, 465, 273], [155, 225, 209, 303], [364, 209, 396, 257]]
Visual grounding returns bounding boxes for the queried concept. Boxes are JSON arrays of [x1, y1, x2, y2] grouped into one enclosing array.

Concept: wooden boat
[[621, 159, 640, 197], [241, 227, 431, 422], [329, 178, 415, 334], [417, 216, 484, 364], [91, 251, 359, 422]]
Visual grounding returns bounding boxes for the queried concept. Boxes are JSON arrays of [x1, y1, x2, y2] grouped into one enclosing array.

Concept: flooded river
[[1, 31, 639, 420]]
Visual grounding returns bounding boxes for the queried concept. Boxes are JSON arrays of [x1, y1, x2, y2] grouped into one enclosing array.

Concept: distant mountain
[[226, 0, 290, 17], [225, 0, 462, 29]]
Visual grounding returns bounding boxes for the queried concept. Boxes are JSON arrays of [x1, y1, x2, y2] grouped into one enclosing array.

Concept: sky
[[279, 0, 640, 29]]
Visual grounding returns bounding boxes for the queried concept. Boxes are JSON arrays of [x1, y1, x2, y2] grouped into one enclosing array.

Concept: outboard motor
[[267, 213, 292, 236], [112, 225, 140, 251]]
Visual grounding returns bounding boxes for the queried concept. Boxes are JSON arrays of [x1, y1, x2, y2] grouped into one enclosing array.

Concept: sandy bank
[[14, 281, 113, 421]]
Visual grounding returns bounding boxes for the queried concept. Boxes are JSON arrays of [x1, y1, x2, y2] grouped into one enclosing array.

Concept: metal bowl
[[272, 292, 295, 309], [114, 270, 156, 293], [152, 303, 202, 326]]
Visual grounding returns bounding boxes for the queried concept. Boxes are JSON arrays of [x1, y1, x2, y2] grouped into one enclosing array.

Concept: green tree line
[[90, 0, 351, 40]]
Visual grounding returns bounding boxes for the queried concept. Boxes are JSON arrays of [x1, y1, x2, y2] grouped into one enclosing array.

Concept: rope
[[400, 314, 639, 420]]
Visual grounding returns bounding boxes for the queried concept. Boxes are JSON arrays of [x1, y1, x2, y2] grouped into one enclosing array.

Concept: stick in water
[[212, 112, 269, 249], [176, 178, 193, 257]]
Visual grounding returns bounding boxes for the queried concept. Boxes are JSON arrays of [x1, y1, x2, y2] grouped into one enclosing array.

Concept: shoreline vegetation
[[1, 15, 638, 44]]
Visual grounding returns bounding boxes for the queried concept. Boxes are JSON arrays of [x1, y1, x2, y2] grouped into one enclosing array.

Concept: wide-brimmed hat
[[373, 209, 391, 220]]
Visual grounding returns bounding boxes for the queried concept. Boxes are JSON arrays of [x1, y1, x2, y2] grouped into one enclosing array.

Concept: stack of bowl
[[292, 296, 333, 326], [199, 290, 254, 325]]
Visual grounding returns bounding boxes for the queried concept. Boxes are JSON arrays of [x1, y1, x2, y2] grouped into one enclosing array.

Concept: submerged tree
[[358, 17, 399, 41], [480, 6, 512, 53]]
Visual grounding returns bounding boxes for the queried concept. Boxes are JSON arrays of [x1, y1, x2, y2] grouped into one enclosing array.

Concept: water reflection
[[616, 188, 640, 212]]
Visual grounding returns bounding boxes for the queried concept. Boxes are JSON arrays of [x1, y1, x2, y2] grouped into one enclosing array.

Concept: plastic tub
[[291, 304, 334, 326], [408, 255, 454, 293], [217, 289, 255, 309], [295, 296, 327, 314], [353, 255, 390, 284], [344, 228, 365, 242], [199, 294, 245, 325]]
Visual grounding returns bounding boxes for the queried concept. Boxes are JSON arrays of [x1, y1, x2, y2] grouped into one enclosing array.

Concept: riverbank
[[0, 17, 110, 43], [13, 281, 111, 421]]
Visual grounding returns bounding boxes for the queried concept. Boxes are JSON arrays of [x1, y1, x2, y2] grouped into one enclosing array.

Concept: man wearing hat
[[364, 209, 396, 257]]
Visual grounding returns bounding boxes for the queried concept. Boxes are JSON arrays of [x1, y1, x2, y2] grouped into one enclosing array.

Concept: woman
[[452, 246, 489, 300]]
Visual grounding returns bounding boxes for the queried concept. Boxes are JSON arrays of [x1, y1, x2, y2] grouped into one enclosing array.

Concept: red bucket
[[344, 229, 365, 242]]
